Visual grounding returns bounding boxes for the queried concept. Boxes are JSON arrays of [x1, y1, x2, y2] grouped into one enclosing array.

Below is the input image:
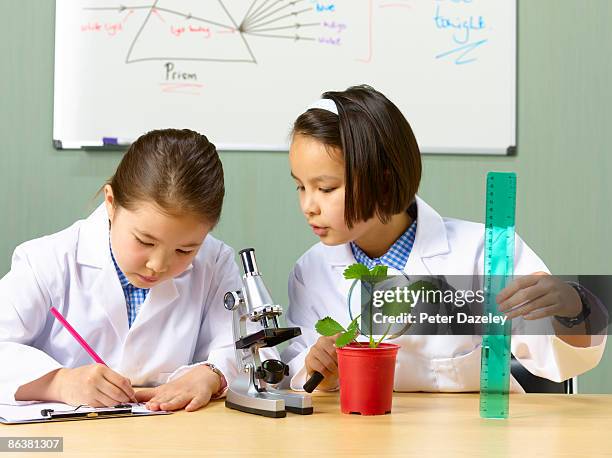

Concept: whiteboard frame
[[52, 1, 517, 156]]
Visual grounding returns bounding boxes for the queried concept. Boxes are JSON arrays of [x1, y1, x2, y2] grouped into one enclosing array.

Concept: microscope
[[223, 248, 313, 418]]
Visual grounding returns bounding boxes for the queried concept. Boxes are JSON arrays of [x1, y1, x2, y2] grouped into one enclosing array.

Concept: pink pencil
[[49, 306, 107, 366]]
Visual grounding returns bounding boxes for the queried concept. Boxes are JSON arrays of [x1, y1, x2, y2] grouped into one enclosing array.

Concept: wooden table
[[2, 393, 612, 457]]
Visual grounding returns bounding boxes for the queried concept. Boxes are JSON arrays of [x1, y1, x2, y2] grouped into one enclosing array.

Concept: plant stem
[[373, 322, 393, 348]]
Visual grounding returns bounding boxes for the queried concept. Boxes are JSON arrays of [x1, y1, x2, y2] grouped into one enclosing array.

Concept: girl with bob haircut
[[0, 129, 240, 411], [282, 85, 605, 393]]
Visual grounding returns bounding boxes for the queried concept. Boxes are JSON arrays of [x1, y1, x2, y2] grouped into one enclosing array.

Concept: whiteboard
[[53, 0, 516, 154]]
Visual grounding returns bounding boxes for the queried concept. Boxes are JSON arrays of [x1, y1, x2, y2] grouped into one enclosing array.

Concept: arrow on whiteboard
[[243, 31, 315, 41], [247, 22, 319, 33], [83, 4, 151, 12], [245, 7, 312, 31]]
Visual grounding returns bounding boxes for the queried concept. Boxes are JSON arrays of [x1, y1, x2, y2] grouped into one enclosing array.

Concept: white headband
[[306, 98, 339, 115]]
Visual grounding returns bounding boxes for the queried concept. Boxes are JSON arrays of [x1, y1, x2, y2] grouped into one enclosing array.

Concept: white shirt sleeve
[[511, 234, 607, 382]]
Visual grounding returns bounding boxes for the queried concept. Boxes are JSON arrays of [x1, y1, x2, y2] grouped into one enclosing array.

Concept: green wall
[[1, 0, 610, 393]]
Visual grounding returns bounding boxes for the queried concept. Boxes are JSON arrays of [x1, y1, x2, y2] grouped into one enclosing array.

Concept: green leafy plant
[[315, 263, 392, 349], [315, 263, 442, 348]]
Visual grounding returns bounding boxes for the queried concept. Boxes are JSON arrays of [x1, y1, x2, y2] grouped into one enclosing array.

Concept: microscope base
[[285, 405, 314, 415], [264, 387, 313, 415], [225, 372, 313, 417], [225, 399, 287, 418]]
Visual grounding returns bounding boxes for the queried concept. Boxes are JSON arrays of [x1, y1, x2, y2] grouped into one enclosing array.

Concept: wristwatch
[[203, 363, 227, 397], [555, 283, 591, 328]]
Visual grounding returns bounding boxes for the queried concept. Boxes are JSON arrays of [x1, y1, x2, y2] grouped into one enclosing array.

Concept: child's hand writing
[[52, 364, 136, 407], [497, 272, 582, 320], [305, 334, 340, 391], [135, 365, 221, 412]]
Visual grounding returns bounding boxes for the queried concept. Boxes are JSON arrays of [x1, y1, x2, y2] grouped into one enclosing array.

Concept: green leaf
[[343, 263, 370, 280], [370, 265, 388, 278], [315, 316, 346, 336], [347, 315, 360, 333], [335, 327, 359, 348]]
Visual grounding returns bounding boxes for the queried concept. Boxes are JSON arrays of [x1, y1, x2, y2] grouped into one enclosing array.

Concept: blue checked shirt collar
[[109, 243, 149, 328], [350, 219, 417, 271]]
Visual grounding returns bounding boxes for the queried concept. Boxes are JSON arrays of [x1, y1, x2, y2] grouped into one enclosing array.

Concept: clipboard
[[0, 402, 171, 425]]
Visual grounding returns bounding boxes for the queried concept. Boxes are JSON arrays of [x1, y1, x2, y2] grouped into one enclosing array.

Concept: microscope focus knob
[[224, 291, 244, 311]]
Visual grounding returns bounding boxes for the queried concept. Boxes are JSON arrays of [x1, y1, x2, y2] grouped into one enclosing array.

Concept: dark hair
[[107, 128, 225, 226], [292, 85, 421, 229]]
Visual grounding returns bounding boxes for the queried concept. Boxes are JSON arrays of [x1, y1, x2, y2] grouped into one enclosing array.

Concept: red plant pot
[[336, 342, 400, 415]]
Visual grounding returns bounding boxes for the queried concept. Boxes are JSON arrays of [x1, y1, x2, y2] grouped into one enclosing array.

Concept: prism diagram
[[126, 0, 256, 63]]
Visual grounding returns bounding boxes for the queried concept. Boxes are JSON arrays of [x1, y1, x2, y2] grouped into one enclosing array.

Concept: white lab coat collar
[[411, 196, 450, 259], [323, 195, 451, 271], [75, 204, 111, 269]]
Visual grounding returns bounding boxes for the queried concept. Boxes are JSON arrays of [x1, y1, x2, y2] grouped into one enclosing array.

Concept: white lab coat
[[0, 204, 242, 405], [282, 197, 606, 393]]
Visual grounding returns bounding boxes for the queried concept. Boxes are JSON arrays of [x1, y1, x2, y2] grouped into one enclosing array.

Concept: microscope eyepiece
[[238, 248, 259, 275]]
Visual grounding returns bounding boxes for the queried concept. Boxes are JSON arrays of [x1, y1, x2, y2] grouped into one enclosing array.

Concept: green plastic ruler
[[479, 172, 516, 419]]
